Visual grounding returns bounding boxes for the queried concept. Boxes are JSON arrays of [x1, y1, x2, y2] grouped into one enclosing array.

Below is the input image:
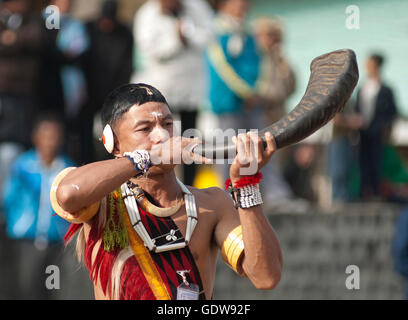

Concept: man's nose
[[150, 126, 170, 144]]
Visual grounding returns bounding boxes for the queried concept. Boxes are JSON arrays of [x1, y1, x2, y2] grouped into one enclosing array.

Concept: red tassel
[[81, 196, 161, 300], [98, 249, 118, 295], [120, 257, 155, 300], [63, 223, 82, 243], [84, 232, 117, 298]]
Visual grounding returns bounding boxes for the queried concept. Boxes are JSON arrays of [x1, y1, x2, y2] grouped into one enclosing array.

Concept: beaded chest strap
[[120, 179, 198, 253]]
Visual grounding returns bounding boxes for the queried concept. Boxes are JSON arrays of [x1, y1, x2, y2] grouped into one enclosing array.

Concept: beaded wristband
[[225, 172, 263, 209], [123, 150, 152, 178]]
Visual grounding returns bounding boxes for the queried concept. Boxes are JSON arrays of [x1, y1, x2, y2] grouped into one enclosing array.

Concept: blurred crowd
[[0, 0, 407, 299]]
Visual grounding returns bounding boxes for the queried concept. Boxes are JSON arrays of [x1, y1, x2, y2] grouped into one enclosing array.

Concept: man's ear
[[112, 134, 121, 158]]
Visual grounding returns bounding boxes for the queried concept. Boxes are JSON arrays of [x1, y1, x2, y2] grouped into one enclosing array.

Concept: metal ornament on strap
[[120, 179, 198, 253]]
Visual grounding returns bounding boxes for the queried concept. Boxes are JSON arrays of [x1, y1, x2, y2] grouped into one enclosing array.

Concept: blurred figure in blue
[[132, 0, 214, 185], [0, 0, 42, 299], [2, 113, 73, 299], [355, 54, 397, 200], [205, 0, 261, 182]]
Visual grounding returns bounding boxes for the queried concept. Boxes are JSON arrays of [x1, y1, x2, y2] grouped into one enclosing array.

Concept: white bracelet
[[123, 150, 151, 177], [227, 183, 263, 209], [238, 184, 263, 208]]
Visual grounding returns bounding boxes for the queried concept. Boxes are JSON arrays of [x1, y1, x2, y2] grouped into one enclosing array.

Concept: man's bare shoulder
[[186, 185, 234, 210]]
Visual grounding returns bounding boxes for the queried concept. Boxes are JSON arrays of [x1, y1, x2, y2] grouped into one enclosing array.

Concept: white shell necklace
[[120, 179, 198, 253]]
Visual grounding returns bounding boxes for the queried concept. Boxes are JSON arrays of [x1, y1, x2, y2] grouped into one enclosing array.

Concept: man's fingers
[[188, 140, 213, 165], [264, 131, 276, 157], [191, 152, 213, 165], [182, 137, 201, 149], [244, 134, 251, 157], [236, 134, 247, 164], [248, 131, 263, 161]]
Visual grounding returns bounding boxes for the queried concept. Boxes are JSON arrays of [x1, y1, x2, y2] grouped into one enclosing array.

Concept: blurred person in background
[[84, 0, 134, 161], [36, 1, 66, 118], [283, 143, 317, 204], [253, 16, 295, 125], [41, 0, 90, 165], [0, 0, 41, 300], [1, 113, 73, 299], [328, 100, 363, 204], [205, 0, 262, 183], [355, 54, 397, 200], [252, 16, 298, 211], [132, 0, 214, 186], [0, 0, 41, 199]]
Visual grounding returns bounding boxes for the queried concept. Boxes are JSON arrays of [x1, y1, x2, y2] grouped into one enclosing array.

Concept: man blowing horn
[[51, 83, 282, 300]]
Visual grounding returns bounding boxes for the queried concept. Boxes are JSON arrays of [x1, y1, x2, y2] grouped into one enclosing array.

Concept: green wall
[[248, 0, 408, 116]]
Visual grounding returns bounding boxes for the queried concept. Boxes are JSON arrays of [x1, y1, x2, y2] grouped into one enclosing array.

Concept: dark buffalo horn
[[193, 49, 359, 159]]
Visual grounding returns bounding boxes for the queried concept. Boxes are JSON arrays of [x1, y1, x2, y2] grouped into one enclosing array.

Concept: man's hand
[[229, 131, 276, 183], [149, 136, 212, 167]]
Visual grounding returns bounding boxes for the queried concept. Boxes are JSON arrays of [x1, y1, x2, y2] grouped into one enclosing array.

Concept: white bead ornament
[[228, 183, 263, 209], [102, 124, 115, 154], [238, 184, 263, 208], [121, 178, 198, 253], [123, 150, 151, 177]]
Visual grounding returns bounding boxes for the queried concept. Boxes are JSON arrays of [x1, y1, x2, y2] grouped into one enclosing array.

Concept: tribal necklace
[[120, 179, 198, 253], [129, 184, 184, 218]]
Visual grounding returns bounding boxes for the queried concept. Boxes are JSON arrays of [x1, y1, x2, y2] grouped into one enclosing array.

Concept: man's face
[[365, 57, 379, 79], [256, 30, 281, 52], [220, 0, 248, 21], [52, 0, 71, 15], [160, 0, 181, 15], [113, 101, 176, 160], [32, 121, 63, 163]]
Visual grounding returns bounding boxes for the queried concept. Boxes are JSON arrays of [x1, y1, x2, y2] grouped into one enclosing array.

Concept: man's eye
[[165, 122, 173, 126], [138, 127, 150, 132]]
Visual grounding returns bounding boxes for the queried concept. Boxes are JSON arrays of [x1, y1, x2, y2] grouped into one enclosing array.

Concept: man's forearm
[[56, 158, 136, 213], [239, 206, 283, 290]]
